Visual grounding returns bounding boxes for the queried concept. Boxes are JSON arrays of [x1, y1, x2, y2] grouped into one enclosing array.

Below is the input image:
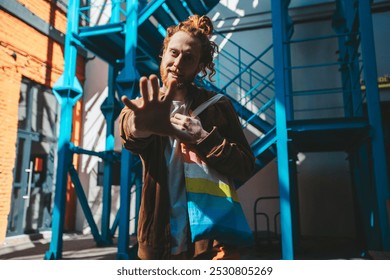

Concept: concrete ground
[[0, 232, 118, 260], [1, 232, 389, 260]]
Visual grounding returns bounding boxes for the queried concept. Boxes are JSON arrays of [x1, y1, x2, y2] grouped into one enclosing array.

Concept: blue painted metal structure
[[271, 0, 295, 260], [358, 0, 390, 250], [44, 0, 83, 260], [118, 0, 140, 260], [197, 0, 389, 257], [271, 0, 389, 257], [47, 0, 389, 260]]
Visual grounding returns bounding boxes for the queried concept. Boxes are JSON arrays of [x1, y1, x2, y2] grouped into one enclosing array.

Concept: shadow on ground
[[1, 233, 389, 260]]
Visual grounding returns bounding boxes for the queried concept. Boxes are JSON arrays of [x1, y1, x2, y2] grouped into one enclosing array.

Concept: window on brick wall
[[18, 79, 59, 140]]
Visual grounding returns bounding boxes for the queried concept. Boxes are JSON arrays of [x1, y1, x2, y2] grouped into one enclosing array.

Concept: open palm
[[121, 74, 192, 141]]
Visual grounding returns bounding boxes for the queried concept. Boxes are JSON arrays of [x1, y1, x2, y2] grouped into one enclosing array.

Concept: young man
[[119, 15, 255, 259]]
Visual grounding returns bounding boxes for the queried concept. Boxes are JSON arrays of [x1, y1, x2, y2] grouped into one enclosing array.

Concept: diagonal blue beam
[[165, 0, 191, 21], [154, 5, 177, 28], [251, 127, 277, 158], [185, 0, 208, 15], [138, 0, 165, 25], [69, 165, 103, 245]]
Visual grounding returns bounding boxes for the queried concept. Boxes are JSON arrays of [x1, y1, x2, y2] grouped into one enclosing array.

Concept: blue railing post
[[45, 0, 83, 260]]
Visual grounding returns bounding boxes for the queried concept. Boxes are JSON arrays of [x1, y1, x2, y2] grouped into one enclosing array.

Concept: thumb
[[121, 95, 138, 111]]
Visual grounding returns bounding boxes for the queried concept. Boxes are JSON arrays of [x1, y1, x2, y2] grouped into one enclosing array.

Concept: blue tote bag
[[181, 94, 254, 247]]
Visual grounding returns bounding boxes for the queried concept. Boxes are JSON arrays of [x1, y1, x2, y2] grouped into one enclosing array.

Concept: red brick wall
[[17, 0, 68, 33], [0, 49, 21, 243], [0, 0, 85, 242]]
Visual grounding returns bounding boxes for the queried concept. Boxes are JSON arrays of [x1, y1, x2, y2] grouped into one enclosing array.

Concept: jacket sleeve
[[190, 96, 256, 183], [119, 106, 155, 155]]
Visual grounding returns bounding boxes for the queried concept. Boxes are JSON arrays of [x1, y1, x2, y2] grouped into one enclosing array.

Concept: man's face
[[160, 31, 202, 89]]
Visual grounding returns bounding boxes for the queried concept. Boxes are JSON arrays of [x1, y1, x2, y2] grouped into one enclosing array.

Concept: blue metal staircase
[[196, 31, 277, 172], [45, 0, 389, 260]]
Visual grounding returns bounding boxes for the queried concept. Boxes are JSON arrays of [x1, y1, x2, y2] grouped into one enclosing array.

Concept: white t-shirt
[[165, 100, 189, 255]]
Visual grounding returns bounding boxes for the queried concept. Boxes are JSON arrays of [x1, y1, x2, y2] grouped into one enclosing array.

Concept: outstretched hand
[[121, 74, 176, 138], [121, 74, 196, 142]]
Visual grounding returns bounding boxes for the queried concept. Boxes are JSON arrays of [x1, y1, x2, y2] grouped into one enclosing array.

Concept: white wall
[[76, 55, 108, 232]]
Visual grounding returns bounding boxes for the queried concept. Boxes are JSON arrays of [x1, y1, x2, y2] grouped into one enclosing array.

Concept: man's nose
[[173, 54, 183, 68]]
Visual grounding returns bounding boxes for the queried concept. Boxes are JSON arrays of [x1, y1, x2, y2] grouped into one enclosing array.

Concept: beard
[[160, 65, 191, 90]]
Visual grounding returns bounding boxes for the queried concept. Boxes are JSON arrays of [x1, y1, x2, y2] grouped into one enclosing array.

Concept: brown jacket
[[119, 84, 255, 259]]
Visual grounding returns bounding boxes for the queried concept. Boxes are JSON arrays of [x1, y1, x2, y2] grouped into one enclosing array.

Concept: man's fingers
[[170, 116, 182, 127], [121, 95, 139, 111], [149, 74, 160, 100], [139, 76, 150, 105], [172, 113, 186, 120]]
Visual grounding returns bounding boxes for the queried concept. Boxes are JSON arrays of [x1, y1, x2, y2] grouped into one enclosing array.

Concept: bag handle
[[191, 94, 224, 117]]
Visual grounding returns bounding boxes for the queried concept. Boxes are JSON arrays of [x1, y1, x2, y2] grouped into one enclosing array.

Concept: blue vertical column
[[271, 0, 294, 260], [117, 0, 139, 260], [283, 2, 300, 252], [45, 0, 83, 260], [333, 0, 379, 252], [97, 0, 122, 246], [117, 150, 135, 259], [358, 0, 390, 250]]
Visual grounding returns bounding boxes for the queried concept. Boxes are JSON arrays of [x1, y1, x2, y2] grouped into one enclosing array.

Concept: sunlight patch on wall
[[218, 32, 233, 50], [220, 0, 245, 17], [81, 87, 108, 174]]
